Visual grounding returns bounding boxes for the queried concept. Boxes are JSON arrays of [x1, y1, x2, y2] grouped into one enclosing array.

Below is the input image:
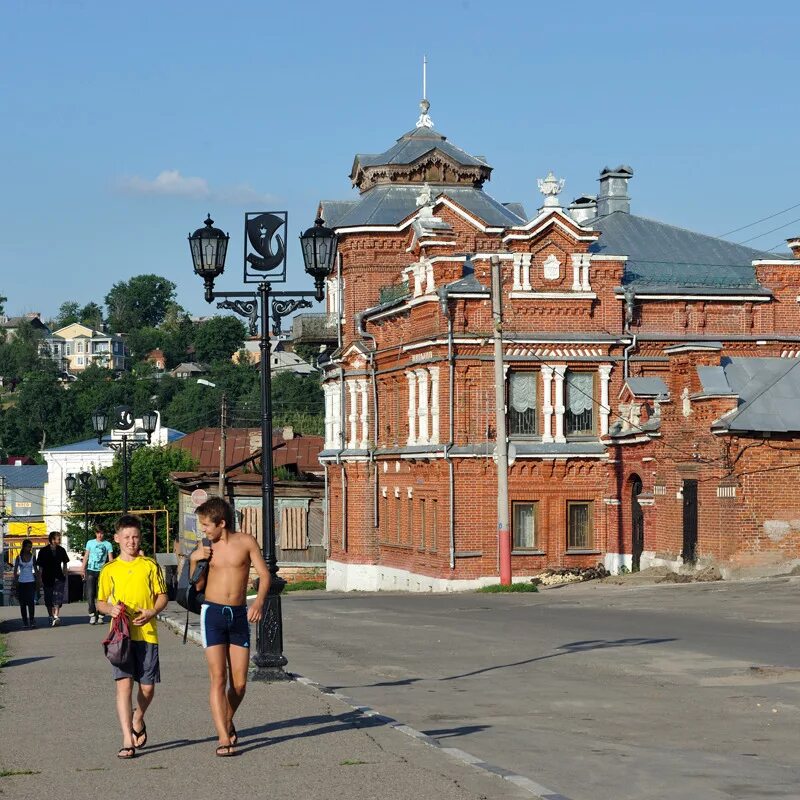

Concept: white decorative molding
[[541, 365, 554, 443], [506, 346, 605, 358], [521, 253, 532, 291], [598, 363, 612, 436], [358, 378, 369, 449], [717, 485, 737, 498], [347, 379, 358, 449], [406, 371, 417, 445], [509, 291, 597, 300], [416, 368, 430, 445], [543, 253, 561, 281], [429, 366, 440, 445], [512, 253, 522, 290], [553, 365, 566, 443]]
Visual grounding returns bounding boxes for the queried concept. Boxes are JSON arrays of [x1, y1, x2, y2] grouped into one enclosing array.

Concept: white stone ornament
[[543, 254, 561, 280], [416, 183, 433, 210], [537, 171, 565, 208]]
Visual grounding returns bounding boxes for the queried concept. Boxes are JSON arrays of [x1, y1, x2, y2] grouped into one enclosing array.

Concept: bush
[[477, 582, 539, 593]]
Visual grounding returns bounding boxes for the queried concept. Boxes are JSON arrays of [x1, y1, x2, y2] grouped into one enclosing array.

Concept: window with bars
[[567, 502, 593, 550], [508, 372, 537, 435], [512, 502, 538, 549], [565, 371, 595, 435]]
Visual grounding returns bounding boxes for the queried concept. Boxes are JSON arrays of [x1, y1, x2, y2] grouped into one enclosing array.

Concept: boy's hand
[[247, 600, 264, 623], [132, 607, 156, 626], [109, 602, 125, 619], [191, 543, 212, 562]]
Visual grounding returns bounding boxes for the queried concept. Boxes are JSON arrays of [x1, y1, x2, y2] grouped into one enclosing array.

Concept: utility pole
[[0, 476, 6, 606], [490, 255, 512, 585], [218, 393, 227, 497]]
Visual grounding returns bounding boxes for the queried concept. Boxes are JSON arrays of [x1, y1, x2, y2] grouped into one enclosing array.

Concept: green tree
[[72, 447, 197, 554], [126, 326, 163, 363], [193, 316, 247, 364], [80, 302, 104, 329], [105, 274, 177, 333], [0, 366, 63, 452], [55, 301, 81, 328]]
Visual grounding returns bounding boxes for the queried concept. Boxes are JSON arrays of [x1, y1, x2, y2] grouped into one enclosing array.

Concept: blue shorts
[[200, 602, 250, 649]]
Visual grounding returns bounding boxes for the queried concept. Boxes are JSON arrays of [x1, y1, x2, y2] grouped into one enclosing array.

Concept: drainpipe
[[357, 312, 380, 528], [622, 287, 638, 380], [335, 252, 347, 549], [438, 287, 456, 570]]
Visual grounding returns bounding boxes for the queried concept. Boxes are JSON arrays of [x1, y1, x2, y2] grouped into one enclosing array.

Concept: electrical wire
[[717, 201, 800, 238]]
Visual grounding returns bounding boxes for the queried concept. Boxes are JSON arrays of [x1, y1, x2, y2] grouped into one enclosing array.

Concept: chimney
[[567, 195, 597, 225], [787, 237, 800, 258], [596, 165, 634, 216]]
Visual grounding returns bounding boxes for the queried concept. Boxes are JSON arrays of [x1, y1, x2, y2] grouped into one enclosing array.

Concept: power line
[[717, 201, 800, 238], [736, 215, 800, 245]]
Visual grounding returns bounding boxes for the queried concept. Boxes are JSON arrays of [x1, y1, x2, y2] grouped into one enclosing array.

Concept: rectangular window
[[565, 371, 594, 435], [65, 344, 72, 355], [396, 495, 402, 543], [76, 341, 84, 353], [567, 502, 593, 550], [512, 502, 538, 549], [419, 499, 426, 550], [509, 372, 537, 435], [429, 499, 438, 552], [76, 356, 84, 366]]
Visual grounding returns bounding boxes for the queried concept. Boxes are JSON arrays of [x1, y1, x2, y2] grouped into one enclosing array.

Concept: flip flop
[[131, 723, 147, 748], [228, 723, 238, 746], [117, 747, 136, 759], [215, 745, 237, 757]]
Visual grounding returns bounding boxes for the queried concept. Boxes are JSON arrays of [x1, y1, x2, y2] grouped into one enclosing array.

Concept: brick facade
[[317, 118, 800, 590]]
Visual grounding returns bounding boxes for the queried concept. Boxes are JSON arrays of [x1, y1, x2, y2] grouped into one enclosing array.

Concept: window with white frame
[[512, 502, 539, 549], [565, 370, 594, 435], [508, 372, 537, 435], [567, 501, 593, 550]]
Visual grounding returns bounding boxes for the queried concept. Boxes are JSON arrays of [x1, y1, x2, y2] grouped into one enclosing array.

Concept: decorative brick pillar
[[406, 371, 417, 446], [416, 368, 430, 444], [429, 366, 440, 444]]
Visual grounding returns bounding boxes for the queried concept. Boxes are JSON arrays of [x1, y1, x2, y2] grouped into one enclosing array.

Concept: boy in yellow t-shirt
[[96, 514, 168, 759]]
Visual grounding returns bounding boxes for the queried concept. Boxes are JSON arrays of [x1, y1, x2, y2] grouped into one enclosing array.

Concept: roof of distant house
[[0, 464, 48, 488]]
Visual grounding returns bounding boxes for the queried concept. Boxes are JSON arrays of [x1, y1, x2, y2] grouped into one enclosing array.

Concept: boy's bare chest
[[209, 542, 250, 570]]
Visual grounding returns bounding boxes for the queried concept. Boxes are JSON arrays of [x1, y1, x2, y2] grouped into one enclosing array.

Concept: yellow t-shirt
[[97, 557, 167, 644]]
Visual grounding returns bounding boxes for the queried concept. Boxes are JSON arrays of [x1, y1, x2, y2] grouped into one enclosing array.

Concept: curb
[[157, 610, 570, 800]]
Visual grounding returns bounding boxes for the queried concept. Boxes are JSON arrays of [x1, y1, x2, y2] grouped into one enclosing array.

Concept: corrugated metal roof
[[0, 465, 47, 488], [589, 211, 789, 289], [330, 185, 525, 229], [170, 428, 323, 474], [717, 357, 800, 432]]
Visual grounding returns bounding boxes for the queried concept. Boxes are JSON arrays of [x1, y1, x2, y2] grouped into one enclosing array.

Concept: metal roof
[[0, 464, 48, 488], [326, 185, 525, 229], [353, 127, 489, 172], [696, 366, 734, 395], [588, 211, 790, 289], [716, 357, 800, 433], [626, 377, 669, 397]]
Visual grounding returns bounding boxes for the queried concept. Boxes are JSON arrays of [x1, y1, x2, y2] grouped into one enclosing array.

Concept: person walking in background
[[189, 496, 270, 756], [81, 528, 114, 624], [37, 531, 69, 627], [12, 538, 40, 628], [96, 514, 168, 759]]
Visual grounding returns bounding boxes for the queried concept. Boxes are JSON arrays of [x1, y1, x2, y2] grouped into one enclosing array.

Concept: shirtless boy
[[189, 497, 270, 756]]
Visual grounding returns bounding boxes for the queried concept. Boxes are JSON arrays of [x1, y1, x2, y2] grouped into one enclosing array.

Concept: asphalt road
[[282, 576, 800, 800]]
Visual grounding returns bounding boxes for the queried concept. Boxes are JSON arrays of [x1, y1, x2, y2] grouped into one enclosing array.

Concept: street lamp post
[[66, 471, 109, 539], [91, 408, 158, 513], [188, 212, 337, 680]]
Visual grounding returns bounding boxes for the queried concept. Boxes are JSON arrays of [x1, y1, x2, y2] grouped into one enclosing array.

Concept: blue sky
[[2, 0, 799, 321]]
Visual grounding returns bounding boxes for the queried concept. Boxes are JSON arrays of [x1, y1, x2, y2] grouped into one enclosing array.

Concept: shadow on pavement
[[3, 655, 54, 668], [332, 636, 678, 689]]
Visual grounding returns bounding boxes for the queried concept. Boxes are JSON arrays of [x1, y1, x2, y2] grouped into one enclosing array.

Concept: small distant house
[[146, 348, 166, 370], [41, 323, 127, 373], [170, 362, 208, 379]]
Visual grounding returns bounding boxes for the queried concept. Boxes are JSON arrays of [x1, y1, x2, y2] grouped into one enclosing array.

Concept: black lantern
[[65, 474, 76, 495], [300, 217, 338, 302], [78, 471, 91, 489], [141, 410, 159, 439], [91, 409, 108, 441], [96, 474, 109, 492], [189, 214, 230, 301]]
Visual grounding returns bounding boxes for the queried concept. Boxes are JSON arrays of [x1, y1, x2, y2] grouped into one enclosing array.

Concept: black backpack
[[176, 539, 210, 641]]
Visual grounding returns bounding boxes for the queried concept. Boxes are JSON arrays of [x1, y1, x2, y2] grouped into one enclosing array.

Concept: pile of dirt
[[656, 565, 723, 584]]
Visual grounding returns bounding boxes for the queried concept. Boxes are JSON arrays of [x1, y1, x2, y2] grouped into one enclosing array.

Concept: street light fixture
[[66, 471, 108, 541], [188, 210, 337, 680], [92, 406, 158, 513]]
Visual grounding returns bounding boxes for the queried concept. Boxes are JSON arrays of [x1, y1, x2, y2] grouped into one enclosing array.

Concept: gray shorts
[[112, 641, 161, 685]]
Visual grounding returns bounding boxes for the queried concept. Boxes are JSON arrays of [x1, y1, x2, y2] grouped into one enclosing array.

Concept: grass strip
[[477, 582, 539, 593]]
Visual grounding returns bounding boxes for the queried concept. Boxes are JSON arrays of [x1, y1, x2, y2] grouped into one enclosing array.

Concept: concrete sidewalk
[[0, 602, 534, 800]]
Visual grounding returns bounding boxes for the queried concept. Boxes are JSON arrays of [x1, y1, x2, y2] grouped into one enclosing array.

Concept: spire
[[416, 55, 434, 128]]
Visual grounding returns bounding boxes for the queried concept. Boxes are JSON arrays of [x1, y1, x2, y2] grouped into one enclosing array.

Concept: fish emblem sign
[[244, 211, 287, 281]]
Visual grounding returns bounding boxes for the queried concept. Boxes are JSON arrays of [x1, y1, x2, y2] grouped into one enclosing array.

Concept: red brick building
[[315, 101, 800, 590]]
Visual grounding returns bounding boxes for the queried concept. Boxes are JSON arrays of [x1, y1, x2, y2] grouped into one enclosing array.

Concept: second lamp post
[[188, 211, 337, 680], [91, 407, 158, 513], [66, 471, 108, 540]]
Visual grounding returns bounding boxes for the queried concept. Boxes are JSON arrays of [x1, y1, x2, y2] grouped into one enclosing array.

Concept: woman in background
[[13, 538, 40, 628]]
